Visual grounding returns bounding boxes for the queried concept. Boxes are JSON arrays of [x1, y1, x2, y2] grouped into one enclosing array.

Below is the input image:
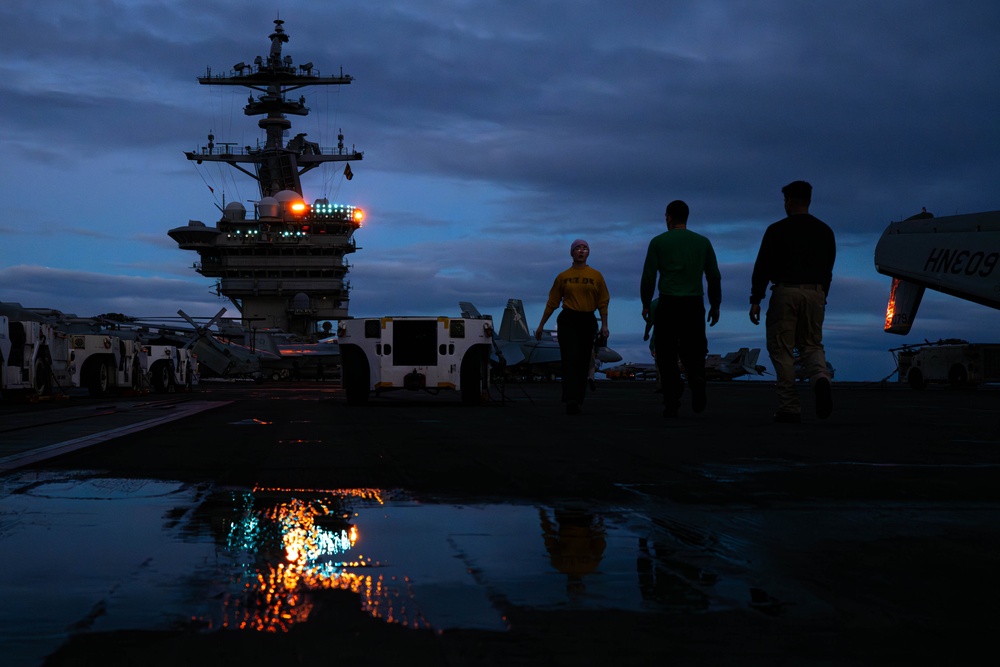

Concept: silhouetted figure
[[535, 239, 611, 415], [749, 181, 836, 423], [539, 507, 607, 598], [636, 537, 710, 609], [640, 200, 721, 418]]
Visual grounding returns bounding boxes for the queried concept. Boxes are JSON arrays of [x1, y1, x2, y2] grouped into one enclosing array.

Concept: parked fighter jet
[[602, 347, 767, 381], [152, 309, 340, 380], [459, 299, 622, 375], [601, 362, 657, 380], [702, 348, 767, 380]]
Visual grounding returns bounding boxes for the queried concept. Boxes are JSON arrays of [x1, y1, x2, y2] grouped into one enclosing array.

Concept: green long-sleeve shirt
[[640, 228, 721, 308]]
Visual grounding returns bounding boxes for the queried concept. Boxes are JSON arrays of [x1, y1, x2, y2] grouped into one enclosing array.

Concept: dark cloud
[[0, 265, 221, 318]]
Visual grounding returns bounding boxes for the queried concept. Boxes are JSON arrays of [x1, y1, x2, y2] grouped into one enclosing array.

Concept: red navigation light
[[352, 208, 365, 225], [289, 200, 308, 216]]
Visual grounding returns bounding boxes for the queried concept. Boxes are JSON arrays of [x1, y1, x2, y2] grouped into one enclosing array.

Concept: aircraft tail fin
[[884, 278, 925, 335], [742, 348, 763, 375], [499, 299, 532, 341], [459, 302, 483, 319]]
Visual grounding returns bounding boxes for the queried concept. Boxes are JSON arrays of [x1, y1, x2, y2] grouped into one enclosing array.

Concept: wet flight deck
[[1, 380, 998, 665]]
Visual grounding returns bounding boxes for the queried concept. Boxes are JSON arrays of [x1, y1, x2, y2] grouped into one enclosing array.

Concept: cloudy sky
[[2, 0, 999, 381]]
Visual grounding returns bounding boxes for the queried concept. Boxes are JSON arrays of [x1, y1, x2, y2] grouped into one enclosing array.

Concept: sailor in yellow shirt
[[535, 239, 610, 415]]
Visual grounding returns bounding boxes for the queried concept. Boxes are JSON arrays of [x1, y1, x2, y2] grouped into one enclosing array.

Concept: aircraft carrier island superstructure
[[169, 19, 364, 337]]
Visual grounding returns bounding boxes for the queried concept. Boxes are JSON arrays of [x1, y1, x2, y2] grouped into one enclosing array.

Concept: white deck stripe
[[0, 401, 232, 472]]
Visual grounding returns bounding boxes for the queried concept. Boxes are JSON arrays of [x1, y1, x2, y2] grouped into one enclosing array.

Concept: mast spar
[[186, 18, 363, 197]]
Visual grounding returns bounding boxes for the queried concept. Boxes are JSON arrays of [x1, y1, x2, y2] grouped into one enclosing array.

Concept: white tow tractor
[[0, 315, 69, 399], [893, 339, 1000, 389], [67, 331, 144, 397], [338, 314, 493, 405], [142, 343, 198, 393]]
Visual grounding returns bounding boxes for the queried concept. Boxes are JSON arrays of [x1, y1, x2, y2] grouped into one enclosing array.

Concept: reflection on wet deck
[[219, 487, 436, 633], [0, 474, 729, 664]]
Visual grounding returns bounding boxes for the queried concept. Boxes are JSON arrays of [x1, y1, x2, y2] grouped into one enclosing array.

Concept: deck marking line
[[0, 401, 233, 472]]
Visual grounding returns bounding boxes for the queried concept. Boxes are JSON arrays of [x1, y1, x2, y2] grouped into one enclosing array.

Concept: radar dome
[[273, 189, 308, 219], [223, 201, 247, 221], [258, 197, 279, 218]]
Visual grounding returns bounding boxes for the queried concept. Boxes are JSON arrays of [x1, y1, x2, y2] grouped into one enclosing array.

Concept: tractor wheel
[[33, 358, 52, 397], [342, 345, 370, 406], [88, 359, 113, 397], [460, 347, 487, 405], [151, 361, 175, 393]]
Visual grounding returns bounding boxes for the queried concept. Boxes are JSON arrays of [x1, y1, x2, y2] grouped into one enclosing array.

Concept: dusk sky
[[2, 1, 999, 381]]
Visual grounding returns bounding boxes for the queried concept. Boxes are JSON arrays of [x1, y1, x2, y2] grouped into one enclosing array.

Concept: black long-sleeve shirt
[[749, 213, 836, 305]]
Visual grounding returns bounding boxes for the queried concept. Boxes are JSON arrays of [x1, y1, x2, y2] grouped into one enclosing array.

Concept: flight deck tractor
[[0, 315, 69, 399], [894, 341, 1000, 389], [142, 343, 198, 393], [338, 315, 493, 405], [67, 332, 144, 397]]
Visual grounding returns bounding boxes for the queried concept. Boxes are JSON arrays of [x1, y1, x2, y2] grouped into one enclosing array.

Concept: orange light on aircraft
[[884, 278, 899, 331]]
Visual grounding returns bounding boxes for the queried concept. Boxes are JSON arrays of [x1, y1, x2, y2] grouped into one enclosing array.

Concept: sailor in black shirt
[[749, 181, 835, 422]]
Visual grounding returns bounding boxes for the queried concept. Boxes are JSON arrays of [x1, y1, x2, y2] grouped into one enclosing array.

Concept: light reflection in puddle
[[0, 474, 723, 665]]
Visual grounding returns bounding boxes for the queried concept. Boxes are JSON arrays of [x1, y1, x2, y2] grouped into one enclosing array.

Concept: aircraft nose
[[598, 348, 622, 362]]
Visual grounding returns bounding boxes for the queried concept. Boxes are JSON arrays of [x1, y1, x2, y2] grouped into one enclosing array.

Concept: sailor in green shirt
[[640, 200, 721, 417]]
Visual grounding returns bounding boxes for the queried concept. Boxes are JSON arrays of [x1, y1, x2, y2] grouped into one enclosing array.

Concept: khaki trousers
[[765, 285, 830, 414]]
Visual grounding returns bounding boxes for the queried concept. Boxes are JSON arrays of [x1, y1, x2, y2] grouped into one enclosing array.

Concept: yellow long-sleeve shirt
[[546, 265, 610, 320]]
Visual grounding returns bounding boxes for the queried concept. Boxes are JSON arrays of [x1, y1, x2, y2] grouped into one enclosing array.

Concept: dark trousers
[[653, 295, 707, 409], [557, 308, 597, 405]]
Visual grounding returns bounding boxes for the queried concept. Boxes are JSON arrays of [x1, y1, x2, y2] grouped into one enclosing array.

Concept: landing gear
[[131, 359, 143, 392]]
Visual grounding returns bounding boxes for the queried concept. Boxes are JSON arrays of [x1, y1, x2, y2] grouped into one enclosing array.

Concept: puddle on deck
[[0, 472, 734, 665]]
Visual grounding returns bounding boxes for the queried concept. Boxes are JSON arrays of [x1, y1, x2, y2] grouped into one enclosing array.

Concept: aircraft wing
[[459, 301, 483, 318], [521, 341, 561, 367], [491, 340, 526, 367]]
